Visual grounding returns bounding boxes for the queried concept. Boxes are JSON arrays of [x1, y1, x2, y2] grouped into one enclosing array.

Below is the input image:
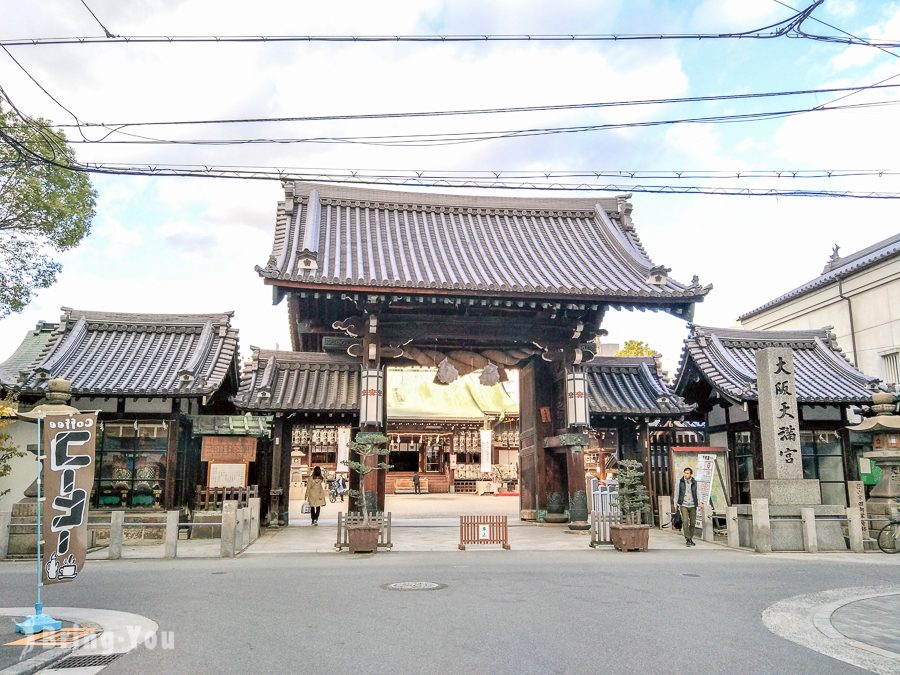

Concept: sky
[[1, 0, 899, 376]]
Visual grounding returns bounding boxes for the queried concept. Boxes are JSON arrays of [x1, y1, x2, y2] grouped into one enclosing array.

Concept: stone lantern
[[846, 391, 900, 532]]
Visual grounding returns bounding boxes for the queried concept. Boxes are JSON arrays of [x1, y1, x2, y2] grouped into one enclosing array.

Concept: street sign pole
[[16, 414, 62, 634]]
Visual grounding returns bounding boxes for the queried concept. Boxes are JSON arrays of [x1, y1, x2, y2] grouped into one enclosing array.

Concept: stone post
[[702, 506, 714, 543], [249, 497, 261, 543], [726, 506, 739, 548], [658, 495, 673, 529], [751, 348, 821, 505], [221, 501, 237, 558], [0, 511, 10, 559], [241, 506, 251, 550], [800, 507, 818, 553], [164, 510, 179, 559], [846, 506, 864, 553], [236, 507, 246, 552], [109, 510, 124, 560], [751, 498, 772, 553]]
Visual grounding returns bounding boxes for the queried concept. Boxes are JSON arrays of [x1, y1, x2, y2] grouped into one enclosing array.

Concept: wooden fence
[[194, 485, 258, 510], [335, 512, 393, 551], [458, 515, 510, 550]]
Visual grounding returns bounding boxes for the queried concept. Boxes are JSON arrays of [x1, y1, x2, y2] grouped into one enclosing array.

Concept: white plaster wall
[[123, 398, 173, 414], [741, 256, 900, 383], [801, 405, 842, 421], [708, 404, 726, 427], [0, 419, 39, 512], [709, 431, 728, 449], [72, 397, 119, 413]]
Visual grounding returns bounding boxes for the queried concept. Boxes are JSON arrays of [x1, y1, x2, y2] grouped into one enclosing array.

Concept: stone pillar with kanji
[[750, 348, 821, 505]]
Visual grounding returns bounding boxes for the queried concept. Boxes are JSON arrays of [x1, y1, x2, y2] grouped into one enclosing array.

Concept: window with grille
[[882, 351, 900, 385]]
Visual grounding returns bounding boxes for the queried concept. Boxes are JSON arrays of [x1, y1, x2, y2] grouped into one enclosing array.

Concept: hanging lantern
[[480, 429, 493, 473], [360, 368, 384, 427], [565, 368, 590, 428]]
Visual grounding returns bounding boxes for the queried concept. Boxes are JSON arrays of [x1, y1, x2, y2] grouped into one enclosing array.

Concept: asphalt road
[[1, 549, 897, 674]]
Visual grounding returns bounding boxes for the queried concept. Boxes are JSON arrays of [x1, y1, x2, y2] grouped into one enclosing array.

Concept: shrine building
[[674, 325, 879, 507], [250, 182, 710, 526]]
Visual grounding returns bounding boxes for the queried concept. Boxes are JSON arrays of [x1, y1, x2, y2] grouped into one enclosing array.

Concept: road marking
[[5, 627, 98, 646]]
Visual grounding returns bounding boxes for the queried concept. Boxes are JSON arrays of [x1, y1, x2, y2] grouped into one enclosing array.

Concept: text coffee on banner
[[41, 413, 98, 585]]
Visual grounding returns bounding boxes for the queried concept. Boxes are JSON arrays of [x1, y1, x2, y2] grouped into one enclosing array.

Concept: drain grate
[[383, 581, 446, 591], [52, 653, 124, 668], [682, 573, 701, 578]]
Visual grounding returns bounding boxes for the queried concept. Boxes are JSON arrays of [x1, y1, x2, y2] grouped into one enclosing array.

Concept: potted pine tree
[[609, 459, 651, 552], [342, 432, 391, 553]]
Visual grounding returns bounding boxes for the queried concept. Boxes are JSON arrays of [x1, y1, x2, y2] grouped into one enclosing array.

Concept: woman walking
[[306, 466, 327, 525]]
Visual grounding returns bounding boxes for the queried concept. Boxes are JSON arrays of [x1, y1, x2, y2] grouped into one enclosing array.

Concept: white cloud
[[1, 0, 899, 381]]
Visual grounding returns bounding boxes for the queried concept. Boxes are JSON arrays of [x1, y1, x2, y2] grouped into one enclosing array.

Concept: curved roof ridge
[[674, 324, 878, 404], [290, 181, 621, 212]]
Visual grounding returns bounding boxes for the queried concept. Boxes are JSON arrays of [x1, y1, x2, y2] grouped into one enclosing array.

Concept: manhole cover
[[382, 581, 446, 591], [53, 653, 124, 668]]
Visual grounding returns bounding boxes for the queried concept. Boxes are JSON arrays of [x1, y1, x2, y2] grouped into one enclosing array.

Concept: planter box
[[610, 523, 650, 552], [348, 524, 380, 553]]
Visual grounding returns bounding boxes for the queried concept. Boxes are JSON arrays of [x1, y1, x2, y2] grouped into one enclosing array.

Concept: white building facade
[[738, 234, 900, 386]]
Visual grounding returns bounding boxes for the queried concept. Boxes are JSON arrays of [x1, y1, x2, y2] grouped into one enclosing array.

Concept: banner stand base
[[15, 603, 62, 634]]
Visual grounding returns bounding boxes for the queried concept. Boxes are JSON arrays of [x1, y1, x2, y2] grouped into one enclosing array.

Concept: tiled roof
[[2, 308, 240, 397], [0, 321, 58, 388], [585, 356, 693, 417], [256, 183, 710, 314], [674, 325, 879, 404], [739, 233, 900, 320], [235, 349, 360, 412]]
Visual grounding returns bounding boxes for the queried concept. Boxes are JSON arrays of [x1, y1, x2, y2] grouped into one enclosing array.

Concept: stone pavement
[[763, 585, 900, 674], [830, 593, 900, 656]]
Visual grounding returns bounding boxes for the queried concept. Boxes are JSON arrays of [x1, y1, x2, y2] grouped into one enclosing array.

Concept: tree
[[615, 340, 659, 357], [0, 105, 96, 318], [342, 432, 391, 523], [0, 395, 24, 498]]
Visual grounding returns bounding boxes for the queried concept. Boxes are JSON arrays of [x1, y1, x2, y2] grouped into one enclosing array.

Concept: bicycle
[[877, 519, 899, 554]]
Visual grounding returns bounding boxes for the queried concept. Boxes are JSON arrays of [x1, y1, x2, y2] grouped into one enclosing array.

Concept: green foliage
[[0, 105, 96, 317], [0, 395, 24, 498], [341, 432, 391, 523], [615, 340, 659, 358], [616, 459, 650, 519]]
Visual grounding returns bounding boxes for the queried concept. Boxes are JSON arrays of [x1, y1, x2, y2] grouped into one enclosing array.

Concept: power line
[[0, 2, 821, 47], [77, 0, 116, 39], [69, 165, 900, 180], [54, 99, 900, 147], [50, 82, 900, 130], [4, 116, 898, 198], [34, 161, 900, 199]]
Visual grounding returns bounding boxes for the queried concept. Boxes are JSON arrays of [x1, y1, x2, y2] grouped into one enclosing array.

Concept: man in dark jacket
[[676, 467, 700, 546]]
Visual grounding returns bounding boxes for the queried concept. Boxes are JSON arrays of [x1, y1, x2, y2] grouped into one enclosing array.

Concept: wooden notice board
[[201, 436, 257, 463]]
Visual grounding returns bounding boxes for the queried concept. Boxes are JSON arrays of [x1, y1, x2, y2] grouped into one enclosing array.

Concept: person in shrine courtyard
[[676, 467, 702, 547], [412, 471, 421, 494]]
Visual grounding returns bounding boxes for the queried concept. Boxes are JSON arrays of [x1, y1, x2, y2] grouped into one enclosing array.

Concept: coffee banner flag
[[41, 413, 98, 585]]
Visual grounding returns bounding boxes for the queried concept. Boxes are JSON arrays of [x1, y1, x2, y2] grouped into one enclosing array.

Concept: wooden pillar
[[518, 358, 555, 520], [640, 422, 653, 522], [164, 413, 179, 510]]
